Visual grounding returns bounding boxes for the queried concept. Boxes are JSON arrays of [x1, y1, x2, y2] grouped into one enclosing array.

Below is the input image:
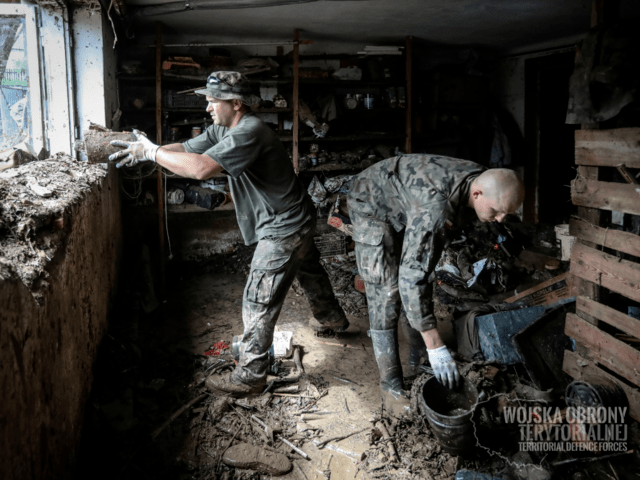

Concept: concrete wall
[[72, 6, 119, 159], [0, 166, 121, 480], [492, 34, 584, 136]]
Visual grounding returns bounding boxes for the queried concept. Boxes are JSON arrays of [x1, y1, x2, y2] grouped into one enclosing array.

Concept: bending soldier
[[347, 154, 525, 414]]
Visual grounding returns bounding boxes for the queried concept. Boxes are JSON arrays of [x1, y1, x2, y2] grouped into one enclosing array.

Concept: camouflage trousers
[[233, 219, 347, 385], [348, 204, 437, 334]]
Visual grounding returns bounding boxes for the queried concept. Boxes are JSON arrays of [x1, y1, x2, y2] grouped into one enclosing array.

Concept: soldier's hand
[[109, 129, 160, 168], [427, 345, 460, 389]]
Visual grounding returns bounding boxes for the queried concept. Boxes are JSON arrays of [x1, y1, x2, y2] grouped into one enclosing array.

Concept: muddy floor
[[75, 249, 640, 480]]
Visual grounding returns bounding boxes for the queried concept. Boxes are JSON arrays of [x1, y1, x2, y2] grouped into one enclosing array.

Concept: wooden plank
[[571, 242, 640, 303], [571, 177, 640, 216], [504, 272, 570, 305], [155, 22, 165, 295], [573, 164, 601, 311], [405, 35, 412, 154], [565, 313, 640, 387], [616, 164, 639, 185], [563, 350, 640, 422], [292, 29, 299, 175], [577, 296, 640, 338], [575, 128, 640, 168], [570, 217, 640, 258]]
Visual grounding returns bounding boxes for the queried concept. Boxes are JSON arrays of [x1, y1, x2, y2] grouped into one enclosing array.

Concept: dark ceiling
[[125, 0, 640, 53]]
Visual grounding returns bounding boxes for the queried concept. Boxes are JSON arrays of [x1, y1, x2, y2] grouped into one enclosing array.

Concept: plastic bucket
[[420, 376, 478, 456], [555, 224, 576, 261]]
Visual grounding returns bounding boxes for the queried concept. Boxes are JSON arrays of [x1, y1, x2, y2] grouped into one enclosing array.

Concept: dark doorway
[[524, 51, 580, 224]]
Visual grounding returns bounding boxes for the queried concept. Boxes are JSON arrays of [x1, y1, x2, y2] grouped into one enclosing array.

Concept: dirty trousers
[[234, 219, 347, 385], [349, 208, 436, 333]]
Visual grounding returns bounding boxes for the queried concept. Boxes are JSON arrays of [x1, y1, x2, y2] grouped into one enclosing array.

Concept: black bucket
[[420, 376, 478, 456]]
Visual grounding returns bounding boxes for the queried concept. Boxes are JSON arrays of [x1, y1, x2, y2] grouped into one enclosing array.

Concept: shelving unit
[[117, 28, 414, 273]]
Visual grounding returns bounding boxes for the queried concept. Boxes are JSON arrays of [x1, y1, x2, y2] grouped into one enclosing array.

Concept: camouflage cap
[[194, 71, 261, 106]]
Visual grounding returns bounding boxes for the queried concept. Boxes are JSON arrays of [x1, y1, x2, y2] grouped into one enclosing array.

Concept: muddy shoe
[[381, 388, 411, 418], [309, 316, 352, 334], [205, 372, 264, 396]]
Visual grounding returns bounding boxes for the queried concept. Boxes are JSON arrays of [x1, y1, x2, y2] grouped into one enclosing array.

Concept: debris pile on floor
[[319, 254, 367, 316], [0, 155, 109, 296], [432, 220, 568, 317]]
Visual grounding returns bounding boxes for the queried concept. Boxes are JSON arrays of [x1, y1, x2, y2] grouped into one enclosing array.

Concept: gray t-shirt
[[183, 114, 311, 245]]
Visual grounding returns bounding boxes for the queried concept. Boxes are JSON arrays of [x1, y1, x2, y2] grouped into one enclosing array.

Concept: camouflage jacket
[[348, 154, 485, 327]]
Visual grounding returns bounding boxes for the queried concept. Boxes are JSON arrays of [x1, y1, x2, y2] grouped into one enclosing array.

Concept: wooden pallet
[[564, 127, 640, 422]]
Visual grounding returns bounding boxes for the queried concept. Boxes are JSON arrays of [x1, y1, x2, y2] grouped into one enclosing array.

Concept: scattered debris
[[222, 442, 292, 475]]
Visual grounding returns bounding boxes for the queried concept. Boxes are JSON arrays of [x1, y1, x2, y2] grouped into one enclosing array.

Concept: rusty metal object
[[81, 130, 137, 163]]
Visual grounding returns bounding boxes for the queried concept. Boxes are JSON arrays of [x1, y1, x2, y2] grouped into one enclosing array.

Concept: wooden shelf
[[170, 118, 212, 126], [299, 79, 396, 87], [303, 161, 373, 172], [127, 201, 235, 214], [342, 108, 404, 114], [252, 107, 293, 113], [278, 133, 404, 142]]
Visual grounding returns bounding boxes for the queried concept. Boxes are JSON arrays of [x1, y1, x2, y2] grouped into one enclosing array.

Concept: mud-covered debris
[[222, 442, 292, 475], [0, 155, 109, 295], [319, 254, 367, 315]]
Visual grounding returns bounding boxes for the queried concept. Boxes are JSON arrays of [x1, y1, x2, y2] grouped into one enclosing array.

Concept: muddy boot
[[309, 316, 352, 334], [205, 371, 266, 396], [401, 320, 427, 377], [369, 328, 410, 417]]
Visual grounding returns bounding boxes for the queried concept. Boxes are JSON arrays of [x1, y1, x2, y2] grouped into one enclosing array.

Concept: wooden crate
[[564, 128, 640, 422]]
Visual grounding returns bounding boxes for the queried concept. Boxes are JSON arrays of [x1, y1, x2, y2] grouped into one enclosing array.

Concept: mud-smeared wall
[[0, 166, 121, 480]]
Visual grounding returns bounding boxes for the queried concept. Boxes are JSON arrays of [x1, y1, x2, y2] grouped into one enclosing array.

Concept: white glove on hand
[[427, 345, 460, 389], [109, 129, 159, 168]]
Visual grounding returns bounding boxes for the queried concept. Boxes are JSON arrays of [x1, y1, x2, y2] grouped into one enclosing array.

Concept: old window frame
[[0, 3, 44, 153]]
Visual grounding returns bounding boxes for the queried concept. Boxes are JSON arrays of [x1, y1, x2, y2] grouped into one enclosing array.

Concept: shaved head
[[469, 169, 525, 222]]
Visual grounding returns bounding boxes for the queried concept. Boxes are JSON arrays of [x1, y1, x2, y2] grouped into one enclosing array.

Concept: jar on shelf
[[170, 127, 180, 141]]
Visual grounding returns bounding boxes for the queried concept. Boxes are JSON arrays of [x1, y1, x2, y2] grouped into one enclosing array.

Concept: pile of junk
[[402, 218, 638, 480], [306, 178, 640, 478]]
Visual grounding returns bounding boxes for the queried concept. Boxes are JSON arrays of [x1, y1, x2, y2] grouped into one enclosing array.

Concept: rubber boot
[[401, 320, 427, 377], [369, 328, 410, 417]]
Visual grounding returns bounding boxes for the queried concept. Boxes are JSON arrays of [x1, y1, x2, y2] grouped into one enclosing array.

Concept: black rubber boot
[[369, 328, 410, 417], [401, 319, 427, 377]]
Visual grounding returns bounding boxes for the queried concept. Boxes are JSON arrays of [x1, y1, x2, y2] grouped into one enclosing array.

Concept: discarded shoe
[[309, 316, 351, 334], [205, 372, 264, 396]]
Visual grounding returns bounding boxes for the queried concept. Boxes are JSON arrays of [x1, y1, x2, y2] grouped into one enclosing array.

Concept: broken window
[[0, 6, 40, 152]]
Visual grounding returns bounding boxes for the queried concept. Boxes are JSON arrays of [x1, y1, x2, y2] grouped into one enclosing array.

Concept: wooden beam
[[617, 164, 639, 185], [577, 296, 640, 338], [591, 0, 620, 27], [292, 29, 300, 175], [563, 350, 640, 422], [575, 128, 640, 168], [570, 217, 640, 258], [155, 22, 165, 295], [566, 313, 640, 387], [405, 35, 412, 154], [504, 272, 570, 305], [570, 242, 640, 303], [572, 177, 640, 216]]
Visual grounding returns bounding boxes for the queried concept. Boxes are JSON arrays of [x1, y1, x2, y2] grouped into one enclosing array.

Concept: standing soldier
[[110, 71, 350, 395], [347, 154, 524, 414]]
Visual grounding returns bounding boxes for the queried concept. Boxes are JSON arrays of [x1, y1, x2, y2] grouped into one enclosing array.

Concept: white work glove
[[427, 345, 461, 389], [109, 129, 159, 168]]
